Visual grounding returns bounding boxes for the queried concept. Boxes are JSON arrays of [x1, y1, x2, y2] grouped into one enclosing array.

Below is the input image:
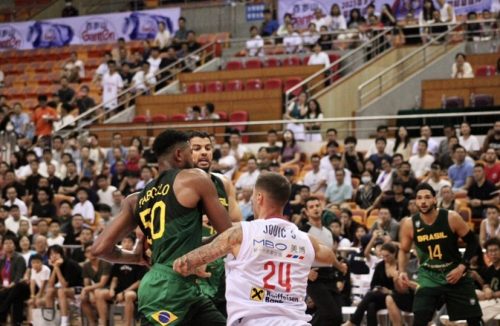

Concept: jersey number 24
[[263, 261, 292, 292]]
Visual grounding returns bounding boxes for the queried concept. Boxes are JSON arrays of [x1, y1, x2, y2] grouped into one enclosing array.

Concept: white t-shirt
[[459, 135, 480, 152], [97, 186, 117, 205], [132, 70, 157, 91], [95, 63, 109, 77], [311, 17, 329, 31], [411, 138, 439, 155], [4, 198, 29, 217], [246, 36, 264, 57], [303, 169, 328, 193], [147, 57, 162, 75], [219, 155, 237, 180], [426, 178, 451, 196], [154, 30, 171, 49], [225, 219, 314, 326], [440, 3, 456, 23], [409, 154, 435, 178], [101, 72, 123, 109], [329, 15, 347, 30], [47, 235, 65, 247], [4, 216, 31, 234], [72, 200, 95, 224], [308, 52, 330, 68], [235, 170, 260, 190], [31, 264, 51, 289], [283, 33, 303, 54], [65, 60, 85, 78], [301, 31, 320, 46]]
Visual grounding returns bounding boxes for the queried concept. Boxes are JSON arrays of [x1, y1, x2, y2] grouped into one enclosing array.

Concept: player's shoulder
[[178, 168, 210, 179]]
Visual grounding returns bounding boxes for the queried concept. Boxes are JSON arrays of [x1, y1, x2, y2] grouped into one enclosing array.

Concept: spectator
[[303, 154, 328, 194], [0, 235, 29, 325], [228, 130, 250, 162], [483, 120, 500, 156], [279, 129, 302, 168], [380, 4, 397, 27], [320, 141, 340, 174], [53, 103, 76, 131], [468, 163, 498, 218], [438, 185, 458, 211], [110, 190, 123, 216], [238, 187, 254, 221], [302, 23, 320, 49], [304, 99, 323, 142], [429, 10, 448, 38], [439, 135, 459, 170], [131, 61, 157, 95], [173, 17, 188, 48], [465, 11, 482, 41], [158, 46, 178, 85], [424, 162, 451, 196], [342, 136, 364, 178], [459, 121, 480, 158], [106, 132, 128, 166], [311, 7, 329, 31], [31, 187, 56, 219], [369, 207, 400, 241], [58, 160, 79, 196], [17, 232, 34, 264], [96, 174, 117, 204], [63, 213, 84, 243], [0, 69, 4, 87], [365, 125, 394, 158], [285, 92, 308, 141], [300, 197, 345, 326], [4, 185, 28, 216], [437, 0, 456, 23], [448, 145, 474, 192], [451, 53, 474, 78], [329, 218, 352, 248], [47, 220, 65, 246], [318, 25, 333, 50], [147, 47, 162, 76], [411, 125, 439, 155], [202, 102, 220, 120], [34, 219, 49, 239], [33, 95, 58, 139], [137, 166, 153, 190], [381, 182, 410, 221], [27, 253, 50, 323], [72, 187, 95, 225], [265, 129, 281, 161], [393, 126, 412, 161], [260, 8, 279, 36], [185, 30, 201, 53], [483, 148, 500, 187], [375, 158, 394, 192], [325, 169, 353, 205], [93, 52, 111, 83], [61, 0, 78, 17], [356, 170, 382, 210], [320, 128, 342, 156], [479, 206, 500, 247], [39, 148, 60, 179], [235, 157, 260, 190], [283, 23, 303, 54], [57, 77, 76, 105], [475, 238, 500, 324], [45, 245, 83, 326], [437, 124, 456, 162], [327, 154, 352, 187], [480, 10, 495, 40], [369, 137, 392, 171], [94, 235, 145, 326], [328, 4, 347, 31], [347, 8, 367, 29], [308, 42, 330, 70], [10, 102, 31, 138], [62, 51, 85, 82], [409, 139, 434, 179], [101, 60, 123, 112], [154, 21, 171, 50], [419, 0, 436, 43], [213, 142, 237, 180], [289, 185, 310, 223], [120, 63, 134, 90], [277, 13, 293, 37], [246, 26, 264, 57], [81, 242, 112, 325]]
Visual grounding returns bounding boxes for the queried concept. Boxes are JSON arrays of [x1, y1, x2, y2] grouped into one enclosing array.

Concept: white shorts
[[231, 316, 310, 326]]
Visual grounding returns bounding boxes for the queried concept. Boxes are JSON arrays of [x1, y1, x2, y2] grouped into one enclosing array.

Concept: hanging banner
[[278, 0, 493, 29], [0, 7, 180, 51]]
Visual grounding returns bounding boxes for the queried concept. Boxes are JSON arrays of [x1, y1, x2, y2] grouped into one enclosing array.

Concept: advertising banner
[[0, 7, 180, 51]]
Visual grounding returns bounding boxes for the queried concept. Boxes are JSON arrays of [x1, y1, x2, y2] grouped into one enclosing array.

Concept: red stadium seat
[[264, 78, 283, 90], [226, 80, 243, 92], [472, 94, 494, 107], [282, 56, 302, 67], [217, 111, 228, 120], [284, 77, 303, 97], [265, 57, 281, 67], [475, 65, 496, 77], [245, 59, 262, 69], [206, 81, 224, 93], [186, 82, 204, 94], [133, 115, 148, 123], [226, 61, 244, 70], [170, 114, 186, 121], [245, 79, 262, 90], [229, 111, 249, 142], [151, 114, 168, 123]]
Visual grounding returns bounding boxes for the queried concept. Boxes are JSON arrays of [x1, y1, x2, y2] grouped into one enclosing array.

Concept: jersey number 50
[[139, 202, 166, 240], [263, 261, 292, 292]]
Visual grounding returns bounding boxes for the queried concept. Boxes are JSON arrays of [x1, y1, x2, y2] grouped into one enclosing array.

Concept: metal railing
[[284, 27, 394, 110], [54, 40, 218, 136]]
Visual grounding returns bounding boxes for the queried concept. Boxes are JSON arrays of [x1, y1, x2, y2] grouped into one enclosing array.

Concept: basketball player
[[189, 131, 242, 315], [398, 183, 482, 326], [92, 129, 232, 325], [174, 173, 346, 325]]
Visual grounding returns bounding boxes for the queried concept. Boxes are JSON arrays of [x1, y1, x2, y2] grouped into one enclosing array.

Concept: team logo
[[151, 310, 178, 325], [415, 220, 421, 228], [250, 287, 266, 302], [219, 197, 228, 207], [0, 25, 23, 49], [469, 298, 476, 305], [80, 18, 117, 43]]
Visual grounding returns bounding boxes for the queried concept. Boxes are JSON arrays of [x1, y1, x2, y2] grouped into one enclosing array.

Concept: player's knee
[[124, 291, 136, 302], [385, 295, 395, 307]]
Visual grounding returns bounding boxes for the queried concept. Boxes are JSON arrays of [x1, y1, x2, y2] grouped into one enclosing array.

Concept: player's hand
[[194, 265, 212, 279], [173, 256, 194, 277], [470, 199, 481, 207], [397, 272, 410, 290], [446, 264, 466, 284], [483, 287, 493, 300], [308, 268, 319, 282], [338, 263, 348, 275], [133, 232, 151, 267]]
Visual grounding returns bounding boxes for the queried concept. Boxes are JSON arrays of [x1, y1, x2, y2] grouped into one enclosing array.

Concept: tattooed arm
[[173, 223, 242, 277]]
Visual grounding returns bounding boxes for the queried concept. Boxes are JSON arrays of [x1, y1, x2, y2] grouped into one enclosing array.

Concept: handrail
[[357, 22, 465, 110], [54, 40, 217, 135], [284, 27, 394, 110]]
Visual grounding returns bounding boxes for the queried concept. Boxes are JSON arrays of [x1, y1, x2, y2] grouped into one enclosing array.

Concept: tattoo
[[183, 225, 242, 271]]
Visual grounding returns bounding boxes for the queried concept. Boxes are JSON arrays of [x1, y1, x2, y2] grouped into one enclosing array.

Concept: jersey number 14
[[263, 261, 292, 292], [427, 244, 443, 260]]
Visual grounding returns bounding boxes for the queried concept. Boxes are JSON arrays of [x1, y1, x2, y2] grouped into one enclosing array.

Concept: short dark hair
[[254, 173, 291, 207], [326, 128, 337, 135], [375, 137, 387, 144], [267, 129, 277, 135], [485, 205, 499, 213], [340, 208, 352, 218], [415, 183, 436, 197], [344, 136, 357, 145], [377, 125, 388, 132], [152, 129, 190, 159], [305, 196, 320, 207], [2, 234, 17, 245], [48, 245, 65, 258], [474, 162, 484, 169], [381, 242, 397, 254], [30, 254, 44, 262], [484, 237, 500, 250], [327, 140, 339, 148], [418, 139, 428, 147], [189, 130, 210, 141]]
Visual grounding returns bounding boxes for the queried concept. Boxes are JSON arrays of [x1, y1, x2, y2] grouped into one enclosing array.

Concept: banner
[[0, 7, 180, 51], [278, 0, 493, 29]]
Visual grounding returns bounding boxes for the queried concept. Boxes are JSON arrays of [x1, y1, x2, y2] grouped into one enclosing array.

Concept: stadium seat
[[206, 81, 224, 93], [475, 65, 496, 77], [245, 79, 262, 90], [170, 114, 186, 122], [226, 61, 244, 70], [472, 94, 494, 107], [132, 115, 148, 123], [284, 77, 303, 97], [245, 59, 262, 69], [226, 79, 243, 92], [264, 78, 282, 90], [443, 96, 464, 108], [229, 111, 249, 142], [265, 57, 281, 67], [352, 209, 367, 224], [151, 114, 168, 123], [217, 111, 228, 120], [365, 215, 378, 229], [186, 82, 204, 94], [282, 56, 302, 67]]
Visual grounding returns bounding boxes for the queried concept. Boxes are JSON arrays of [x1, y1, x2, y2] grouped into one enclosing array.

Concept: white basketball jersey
[[225, 218, 315, 326]]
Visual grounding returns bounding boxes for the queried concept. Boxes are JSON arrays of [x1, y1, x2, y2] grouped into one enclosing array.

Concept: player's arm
[[91, 194, 146, 265], [173, 223, 242, 277], [223, 176, 243, 222], [397, 217, 413, 284], [308, 235, 347, 274]]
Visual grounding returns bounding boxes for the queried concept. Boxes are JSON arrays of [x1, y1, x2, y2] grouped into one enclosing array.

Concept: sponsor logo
[[417, 228, 425, 233], [286, 254, 304, 260], [151, 310, 178, 325], [218, 197, 228, 207], [470, 298, 476, 305], [250, 287, 265, 302], [415, 220, 421, 228], [253, 239, 287, 251], [0, 25, 23, 49], [416, 232, 448, 242], [80, 18, 117, 43], [249, 287, 300, 303]]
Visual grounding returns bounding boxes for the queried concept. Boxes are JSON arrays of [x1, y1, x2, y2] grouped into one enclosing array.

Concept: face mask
[[362, 176, 372, 184], [6, 123, 14, 132]]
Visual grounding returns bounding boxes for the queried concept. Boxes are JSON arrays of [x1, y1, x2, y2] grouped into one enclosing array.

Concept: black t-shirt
[[58, 87, 76, 104], [382, 195, 410, 221], [468, 180, 496, 217], [61, 175, 79, 196], [343, 220, 362, 242], [187, 42, 201, 53], [393, 176, 419, 195], [111, 263, 148, 293], [48, 176, 62, 193], [25, 173, 42, 195], [76, 96, 96, 115], [2, 182, 27, 199], [344, 152, 364, 177], [402, 26, 421, 45], [58, 259, 83, 287], [371, 261, 395, 290], [32, 202, 57, 219], [481, 264, 500, 292]]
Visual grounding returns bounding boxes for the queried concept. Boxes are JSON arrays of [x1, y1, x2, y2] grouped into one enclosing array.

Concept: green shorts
[[138, 264, 226, 325], [413, 269, 482, 321]]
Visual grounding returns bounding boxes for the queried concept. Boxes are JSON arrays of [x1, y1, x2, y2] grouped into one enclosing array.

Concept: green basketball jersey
[[135, 169, 202, 266], [412, 208, 461, 273], [210, 173, 228, 210]]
